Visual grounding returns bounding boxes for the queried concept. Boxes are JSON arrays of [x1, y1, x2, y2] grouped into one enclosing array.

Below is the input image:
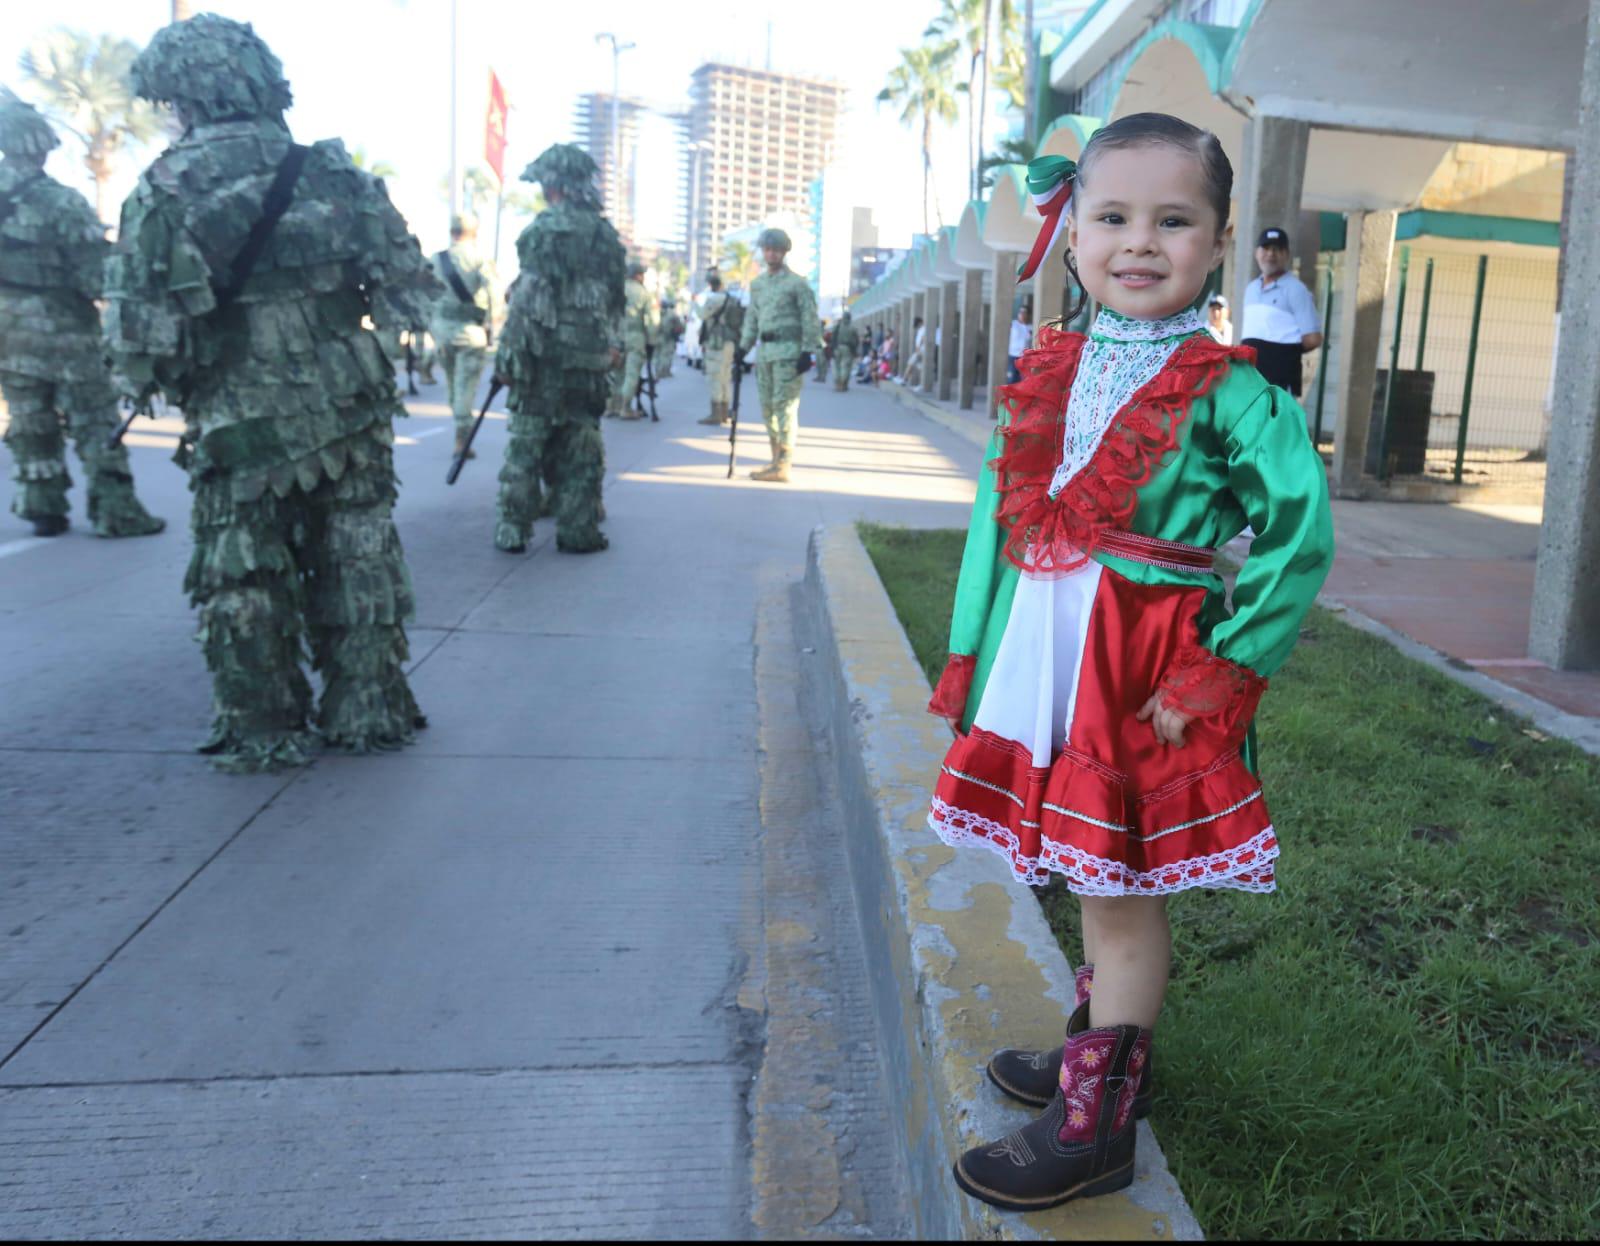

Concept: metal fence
[[1308, 245, 1558, 498]]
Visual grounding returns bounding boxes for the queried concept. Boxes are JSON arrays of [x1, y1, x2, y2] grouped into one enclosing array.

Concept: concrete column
[[899, 297, 913, 378], [921, 287, 939, 395], [957, 266, 984, 409], [938, 280, 959, 402], [1232, 114, 1311, 316], [1330, 209, 1396, 496], [988, 250, 1020, 418], [1530, 0, 1600, 668]]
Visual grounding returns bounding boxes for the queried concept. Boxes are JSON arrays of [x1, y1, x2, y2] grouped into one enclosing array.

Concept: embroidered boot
[[955, 1019, 1151, 1212], [987, 967, 1154, 1118]]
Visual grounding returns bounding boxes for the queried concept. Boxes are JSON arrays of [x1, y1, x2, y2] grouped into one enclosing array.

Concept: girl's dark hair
[[1057, 112, 1234, 325]]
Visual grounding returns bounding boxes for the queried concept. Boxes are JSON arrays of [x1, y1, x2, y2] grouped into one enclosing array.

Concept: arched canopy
[[983, 163, 1040, 252], [1037, 113, 1098, 162], [954, 200, 992, 268]]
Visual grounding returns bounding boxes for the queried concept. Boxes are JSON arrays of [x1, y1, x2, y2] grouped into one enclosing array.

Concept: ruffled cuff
[[927, 653, 977, 721], [1156, 644, 1267, 735]]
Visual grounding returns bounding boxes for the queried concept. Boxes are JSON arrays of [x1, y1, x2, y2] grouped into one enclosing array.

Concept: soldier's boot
[[554, 422, 608, 555], [32, 515, 69, 537], [84, 461, 165, 538], [697, 402, 725, 426], [748, 432, 778, 478], [751, 446, 791, 484], [953, 1012, 1152, 1213], [453, 430, 477, 461]]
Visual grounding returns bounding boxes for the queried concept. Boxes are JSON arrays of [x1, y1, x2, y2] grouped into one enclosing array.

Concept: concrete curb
[[801, 524, 1203, 1241], [880, 380, 993, 450]]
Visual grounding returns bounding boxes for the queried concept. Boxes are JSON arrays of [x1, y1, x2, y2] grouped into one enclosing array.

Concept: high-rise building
[[573, 92, 690, 257], [687, 64, 846, 277]]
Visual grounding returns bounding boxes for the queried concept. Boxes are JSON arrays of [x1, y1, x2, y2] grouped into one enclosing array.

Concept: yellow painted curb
[[803, 523, 1203, 1241]]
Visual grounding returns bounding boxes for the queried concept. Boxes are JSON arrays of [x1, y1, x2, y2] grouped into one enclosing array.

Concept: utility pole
[[594, 33, 636, 227], [449, 0, 461, 223], [1023, 0, 1035, 141]]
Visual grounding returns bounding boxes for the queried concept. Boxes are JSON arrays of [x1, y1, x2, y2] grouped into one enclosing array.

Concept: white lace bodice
[[1046, 306, 1208, 499]]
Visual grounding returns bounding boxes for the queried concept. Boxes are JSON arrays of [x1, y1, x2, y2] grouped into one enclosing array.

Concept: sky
[[0, 0, 1027, 260]]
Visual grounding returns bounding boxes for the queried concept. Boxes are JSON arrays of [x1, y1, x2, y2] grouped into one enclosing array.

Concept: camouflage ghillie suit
[[493, 143, 624, 554], [0, 90, 164, 538], [831, 312, 859, 391], [103, 15, 439, 773]]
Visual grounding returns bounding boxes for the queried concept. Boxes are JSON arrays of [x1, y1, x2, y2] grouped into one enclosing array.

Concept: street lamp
[[686, 139, 713, 281], [594, 33, 635, 226]]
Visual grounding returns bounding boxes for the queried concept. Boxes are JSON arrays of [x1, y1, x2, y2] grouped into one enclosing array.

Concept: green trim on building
[[1320, 212, 1348, 252], [1396, 210, 1560, 249], [1036, 113, 1101, 157]]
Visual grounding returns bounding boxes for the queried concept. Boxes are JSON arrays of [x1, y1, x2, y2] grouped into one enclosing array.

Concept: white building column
[[988, 250, 1020, 418], [1232, 114, 1311, 315], [957, 266, 984, 410], [1531, 0, 1600, 668], [1330, 209, 1396, 496]]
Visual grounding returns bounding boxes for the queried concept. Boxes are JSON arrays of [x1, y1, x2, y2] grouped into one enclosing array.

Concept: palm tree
[[977, 134, 1037, 191], [723, 240, 759, 288], [18, 29, 165, 223], [878, 41, 961, 236]]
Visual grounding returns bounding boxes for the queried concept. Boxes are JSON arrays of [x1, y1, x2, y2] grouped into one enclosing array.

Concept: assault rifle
[[726, 354, 747, 479], [642, 344, 660, 422], [446, 376, 504, 484], [108, 399, 147, 450]]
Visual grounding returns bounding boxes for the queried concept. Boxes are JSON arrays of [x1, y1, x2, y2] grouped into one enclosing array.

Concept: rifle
[[108, 400, 146, 450], [643, 344, 660, 422], [404, 335, 418, 395], [446, 376, 505, 484], [726, 354, 745, 479]]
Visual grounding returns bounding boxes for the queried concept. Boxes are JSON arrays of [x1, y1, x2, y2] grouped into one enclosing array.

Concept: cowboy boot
[[955, 1015, 1152, 1212], [987, 968, 1154, 1118]]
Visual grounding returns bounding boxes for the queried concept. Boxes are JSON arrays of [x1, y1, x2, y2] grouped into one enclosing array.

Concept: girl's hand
[[1137, 692, 1194, 747]]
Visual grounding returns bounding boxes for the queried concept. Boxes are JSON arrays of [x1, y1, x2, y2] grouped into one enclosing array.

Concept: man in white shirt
[[902, 316, 926, 387], [1240, 227, 1322, 395], [1007, 303, 1033, 383]]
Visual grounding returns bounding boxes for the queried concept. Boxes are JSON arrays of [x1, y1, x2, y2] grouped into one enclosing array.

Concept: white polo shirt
[[1241, 271, 1321, 344], [1009, 319, 1032, 356]]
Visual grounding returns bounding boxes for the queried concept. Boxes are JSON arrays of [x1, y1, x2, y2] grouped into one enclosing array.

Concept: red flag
[[485, 70, 509, 184]]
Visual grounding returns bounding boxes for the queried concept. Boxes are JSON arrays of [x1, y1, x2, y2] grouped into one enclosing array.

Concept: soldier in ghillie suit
[[492, 143, 624, 555], [103, 15, 439, 772], [831, 310, 860, 391], [0, 90, 165, 539], [738, 226, 821, 482]]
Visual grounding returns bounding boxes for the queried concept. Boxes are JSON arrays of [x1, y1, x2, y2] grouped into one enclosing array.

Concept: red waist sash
[[1091, 529, 1216, 573]]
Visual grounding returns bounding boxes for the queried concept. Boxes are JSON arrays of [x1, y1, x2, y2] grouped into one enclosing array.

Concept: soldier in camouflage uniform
[[738, 227, 821, 483], [0, 90, 165, 539], [607, 257, 657, 420], [831, 310, 859, 392], [103, 15, 439, 773], [430, 210, 499, 459], [492, 143, 623, 555], [656, 296, 683, 379], [695, 269, 742, 426]]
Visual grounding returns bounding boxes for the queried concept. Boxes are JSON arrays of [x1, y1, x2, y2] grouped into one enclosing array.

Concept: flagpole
[[448, 0, 460, 224]]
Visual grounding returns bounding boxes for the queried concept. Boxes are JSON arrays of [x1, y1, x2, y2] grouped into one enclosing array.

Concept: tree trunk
[[922, 112, 932, 237], [967, 57, 978, 202], [977, 0, 993, 199]]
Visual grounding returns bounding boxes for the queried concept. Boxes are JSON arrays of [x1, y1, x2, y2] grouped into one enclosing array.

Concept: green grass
[[858, 521, 1600, 1241]]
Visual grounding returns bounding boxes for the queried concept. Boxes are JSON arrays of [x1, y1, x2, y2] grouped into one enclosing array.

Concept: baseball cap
[[1208, 293, 1228, 308], [1257, 227, 1290, 248]]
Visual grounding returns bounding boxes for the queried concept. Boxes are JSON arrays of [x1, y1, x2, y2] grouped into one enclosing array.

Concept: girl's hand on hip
[[1137, 693, 1194, 748]]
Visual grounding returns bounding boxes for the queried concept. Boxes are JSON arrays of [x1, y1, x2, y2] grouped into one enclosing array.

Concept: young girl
[[926, 113, 1334, 1211]]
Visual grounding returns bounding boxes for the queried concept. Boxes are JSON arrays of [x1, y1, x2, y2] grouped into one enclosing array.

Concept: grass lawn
[[858, 521, 1600, 1241]]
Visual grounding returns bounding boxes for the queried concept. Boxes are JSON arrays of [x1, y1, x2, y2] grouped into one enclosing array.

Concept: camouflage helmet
[[0, 89, 59, 160], [522, 142, 601, 208], [626, 257, 647, 277], [131, 14, 293, 126], [757, 227, 792, 253]]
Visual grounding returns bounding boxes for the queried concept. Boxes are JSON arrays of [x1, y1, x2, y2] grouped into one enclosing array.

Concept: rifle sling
[[214, 143, 309, 311], [437, 250, 482, 313]]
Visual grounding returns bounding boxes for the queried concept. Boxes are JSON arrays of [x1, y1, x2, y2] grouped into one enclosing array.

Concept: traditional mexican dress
[[926, 306, 1335, 896]]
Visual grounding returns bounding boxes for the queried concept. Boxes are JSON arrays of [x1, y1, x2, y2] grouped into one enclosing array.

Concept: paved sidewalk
[[0, 368, 974, 1237]]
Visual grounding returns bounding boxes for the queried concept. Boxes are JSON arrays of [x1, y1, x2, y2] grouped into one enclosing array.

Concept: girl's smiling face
[[1066, 142, 1231, 321]]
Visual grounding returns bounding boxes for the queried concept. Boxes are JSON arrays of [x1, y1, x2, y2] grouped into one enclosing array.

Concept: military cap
[[522, 142, 602, 208], [626, 257, 647, 277], [131, 14, 293, 125], [0, 89, 59, 160], [757, 227, 792, 253]]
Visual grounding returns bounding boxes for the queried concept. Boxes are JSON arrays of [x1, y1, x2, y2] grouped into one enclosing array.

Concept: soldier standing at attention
[[737, 227, 820, 483], [695, 269, 742, 426], [431, 211, 499, 461], [0, 90, 165, 539], [492, 144, 624, 555], [608, 257, 657, 420], [103, 14, 439, 772], [831, 310, 860, 392]]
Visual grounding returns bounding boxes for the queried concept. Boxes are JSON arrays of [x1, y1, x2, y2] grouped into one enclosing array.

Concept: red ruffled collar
[[990, 326, 1254, 577]]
